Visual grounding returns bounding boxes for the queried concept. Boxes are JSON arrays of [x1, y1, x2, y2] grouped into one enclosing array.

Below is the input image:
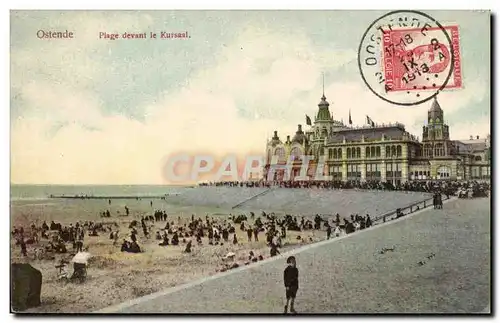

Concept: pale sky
[[10, 10, 490, 184]]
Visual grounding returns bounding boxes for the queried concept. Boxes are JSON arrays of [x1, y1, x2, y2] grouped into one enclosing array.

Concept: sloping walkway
[[231, 188, 274, 209], [99, 198, 490, 314]]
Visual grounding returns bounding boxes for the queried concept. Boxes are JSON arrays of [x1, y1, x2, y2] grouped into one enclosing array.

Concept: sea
[[10, 184, 194, 201]]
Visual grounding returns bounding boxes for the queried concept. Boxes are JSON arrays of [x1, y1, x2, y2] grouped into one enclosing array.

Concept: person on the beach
[[20, 238, 27, 257], [270, 241, 280, 257], [208, 229, 214, 245], [335, 213, 340, 226], [283, 256, 298, 314], [171, 232, 179, 245], [253, 227, 259, 242], [246, 228, 252, 242], [75, 237, 83, 252], [334, 225, 341, 238], [365, 214, 372, 228], [184, 240, 192, 253], [113, 231, 120, 245], [326, 224, 332, 239], [121, 239, 129, 252]]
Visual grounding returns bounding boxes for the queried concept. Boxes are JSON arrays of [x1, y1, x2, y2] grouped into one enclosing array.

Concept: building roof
[[326, 124, 408, 144], [429, 97, 443, 113], [455, 139, 489, 153]]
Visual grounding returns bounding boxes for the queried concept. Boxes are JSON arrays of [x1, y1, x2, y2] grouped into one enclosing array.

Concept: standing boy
[[283, 256, 299, 314]]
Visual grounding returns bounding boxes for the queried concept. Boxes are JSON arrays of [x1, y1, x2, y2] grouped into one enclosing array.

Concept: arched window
[[437, 166, 451, 179], [366, 147, 371, 158], [337, 148, 342, 159], [331, 149, 336, 159], [397, 145, 402, 157], [391, 145, 396, 157], [290, 147, 302, 161], [274, 147, 286, 163], [347, 148, 352, 159], [356, 147, 361, 158], [376, 146, 381, 157], [370, 146, 375, 157], [385, 146, 390, 158], [475, 155, 482, 161]]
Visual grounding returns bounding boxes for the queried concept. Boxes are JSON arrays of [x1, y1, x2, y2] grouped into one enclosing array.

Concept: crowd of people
[[11, 220, 113, 260], [199, 179, 490, 196], [12, 203, 380, 280]]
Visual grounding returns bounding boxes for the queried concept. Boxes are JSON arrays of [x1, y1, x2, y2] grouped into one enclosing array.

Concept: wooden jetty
[[48, 194, 179, 200]]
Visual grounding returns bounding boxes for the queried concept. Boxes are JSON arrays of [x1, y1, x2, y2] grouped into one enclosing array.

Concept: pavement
[[99, 197, 491, 314]]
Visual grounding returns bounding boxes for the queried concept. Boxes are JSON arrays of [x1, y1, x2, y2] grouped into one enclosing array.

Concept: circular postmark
[[358, 10, 455, 106]]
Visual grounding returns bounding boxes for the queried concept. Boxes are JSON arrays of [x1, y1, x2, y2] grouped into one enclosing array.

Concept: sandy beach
[[10, 196, 326, 313]]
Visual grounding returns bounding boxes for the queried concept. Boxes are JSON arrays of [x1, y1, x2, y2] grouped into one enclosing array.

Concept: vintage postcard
[[10, 10, 491, 314]]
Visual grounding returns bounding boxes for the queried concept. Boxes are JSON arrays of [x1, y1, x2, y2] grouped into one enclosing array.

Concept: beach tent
[[223, 252, 236, 261], [11, 263, 42, 312], [71, 252, 91, 264]]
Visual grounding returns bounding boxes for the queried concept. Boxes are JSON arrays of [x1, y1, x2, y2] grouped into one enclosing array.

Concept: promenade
[[99, 197, 490, 314]]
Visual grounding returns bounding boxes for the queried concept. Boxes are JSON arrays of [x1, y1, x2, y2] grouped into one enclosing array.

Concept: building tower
[[421, 96, 457, 179], [306, 74, 345, 159], [422, 96, 452, 157]]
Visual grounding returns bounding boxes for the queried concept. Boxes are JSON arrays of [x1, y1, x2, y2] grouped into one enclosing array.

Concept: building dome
[[270, 130, 282, 146], [292, 124, 307, 145], [318, 94, 329, 107], [316, 94, 332, 121]]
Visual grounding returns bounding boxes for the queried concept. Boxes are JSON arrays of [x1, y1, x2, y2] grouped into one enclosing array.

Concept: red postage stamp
[[382, 25, 462, 93]]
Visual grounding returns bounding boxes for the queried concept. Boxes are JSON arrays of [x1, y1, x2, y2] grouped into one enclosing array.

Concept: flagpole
[[322, 72, 325, 96]]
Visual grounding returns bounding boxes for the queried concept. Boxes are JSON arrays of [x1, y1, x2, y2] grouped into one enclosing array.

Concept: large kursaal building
[[264, 92, 490, 184]]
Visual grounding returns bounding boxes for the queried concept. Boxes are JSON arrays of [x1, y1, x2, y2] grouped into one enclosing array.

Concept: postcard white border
[[3, 1, 497, 323]]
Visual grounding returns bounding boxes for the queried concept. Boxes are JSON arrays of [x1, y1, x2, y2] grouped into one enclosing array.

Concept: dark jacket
[[284, 266, 299, 289]]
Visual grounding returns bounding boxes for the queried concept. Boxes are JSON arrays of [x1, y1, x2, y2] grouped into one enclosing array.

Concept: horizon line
[[10, 183, 196, 186]]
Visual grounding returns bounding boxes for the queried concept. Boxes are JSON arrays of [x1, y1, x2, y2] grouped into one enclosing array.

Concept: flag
[[349, 110, 353, 125], [366, 115, 375, 127], [306, 115, 312, 126]]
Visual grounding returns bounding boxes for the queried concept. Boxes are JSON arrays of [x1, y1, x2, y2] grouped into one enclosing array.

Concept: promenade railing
[[372, 194, 451, 225]]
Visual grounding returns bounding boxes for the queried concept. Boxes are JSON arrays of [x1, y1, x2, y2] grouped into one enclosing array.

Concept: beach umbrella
[[71, 252, 91, 264]]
